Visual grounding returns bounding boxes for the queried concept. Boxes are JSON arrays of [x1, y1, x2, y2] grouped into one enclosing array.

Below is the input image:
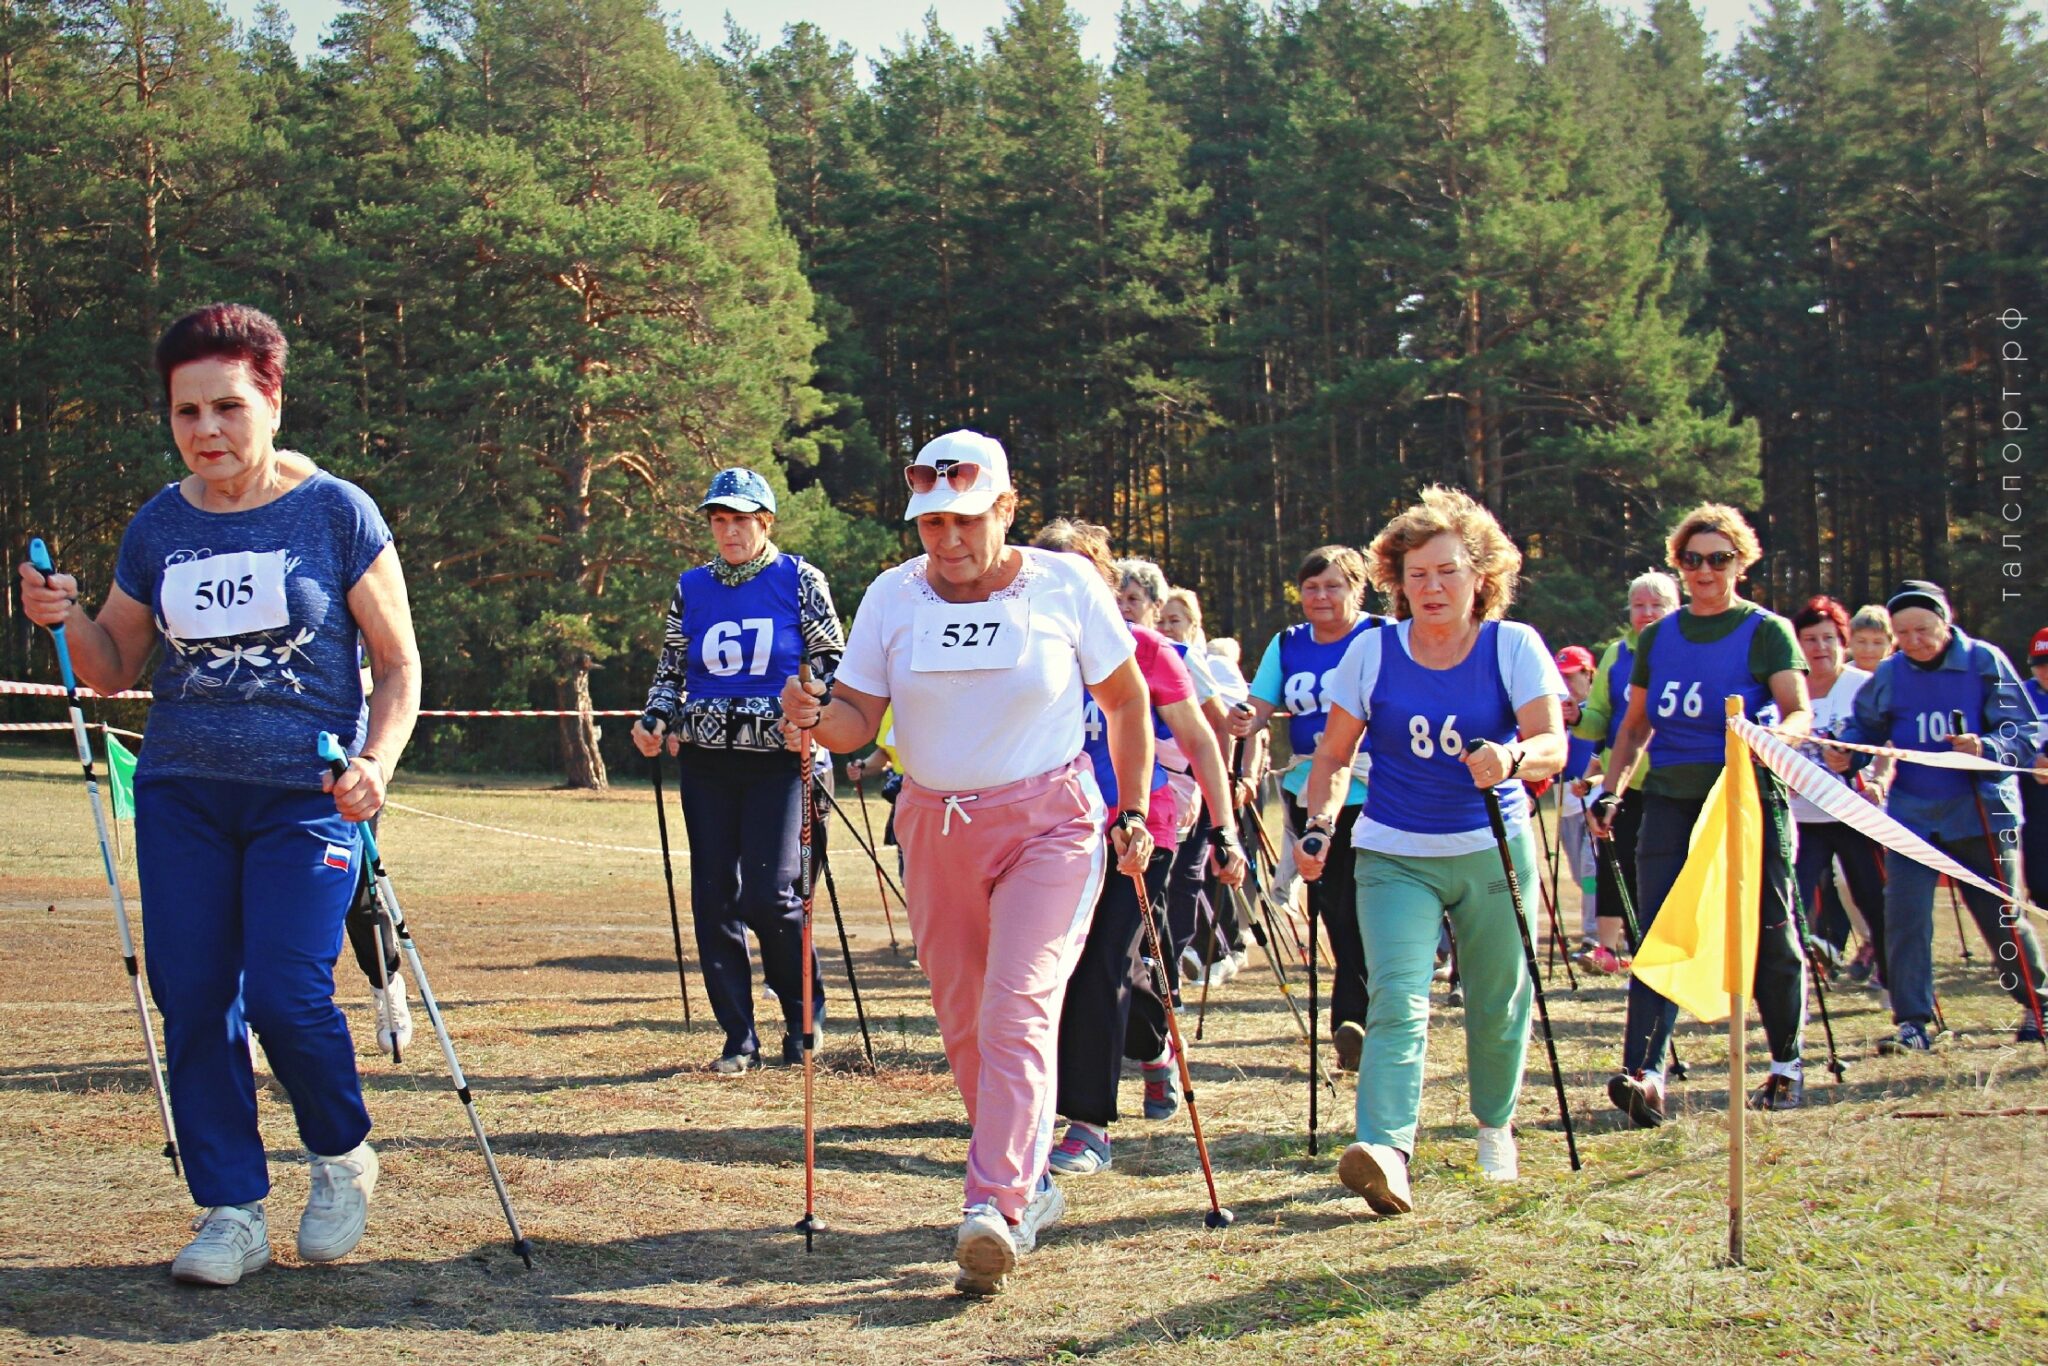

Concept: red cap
[[1555, 645, 1597, 675], [2030, 627, 2048, 663]]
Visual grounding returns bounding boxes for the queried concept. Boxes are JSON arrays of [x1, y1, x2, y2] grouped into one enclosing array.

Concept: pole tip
[[1204, 1208, 1235, 1229], [514, 1239, 535, 1269]]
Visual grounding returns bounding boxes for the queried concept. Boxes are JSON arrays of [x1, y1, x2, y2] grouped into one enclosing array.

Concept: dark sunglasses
[[1678, 549, 1740, 571], [904, 460, 983, 495]]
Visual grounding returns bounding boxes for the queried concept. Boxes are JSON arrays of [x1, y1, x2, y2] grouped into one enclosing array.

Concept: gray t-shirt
[[115, 468, 392, 790]]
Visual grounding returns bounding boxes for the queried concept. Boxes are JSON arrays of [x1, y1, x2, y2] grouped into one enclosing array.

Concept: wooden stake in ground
[[1725, 695, 1748, 1268]]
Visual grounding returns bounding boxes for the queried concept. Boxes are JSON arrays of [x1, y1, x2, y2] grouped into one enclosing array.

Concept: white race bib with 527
[[909, 597, 1031, 673], [160, 550, 291, 642]]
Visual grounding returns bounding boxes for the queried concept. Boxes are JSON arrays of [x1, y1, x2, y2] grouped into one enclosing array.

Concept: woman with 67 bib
[[14, 304, 420, 1286]]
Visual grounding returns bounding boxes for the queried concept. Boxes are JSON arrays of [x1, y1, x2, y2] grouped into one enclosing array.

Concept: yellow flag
[[1629, 758, 1762, 1022]]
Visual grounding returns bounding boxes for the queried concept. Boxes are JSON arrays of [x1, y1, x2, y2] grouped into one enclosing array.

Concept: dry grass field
[[2, 741, 2045, 1364]]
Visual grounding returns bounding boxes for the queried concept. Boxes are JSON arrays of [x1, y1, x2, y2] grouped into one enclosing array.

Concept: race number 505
[[192, 574, 256, 610]]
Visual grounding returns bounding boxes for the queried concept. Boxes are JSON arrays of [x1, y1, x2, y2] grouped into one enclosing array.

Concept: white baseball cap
[[903, 430, 1012, 521]]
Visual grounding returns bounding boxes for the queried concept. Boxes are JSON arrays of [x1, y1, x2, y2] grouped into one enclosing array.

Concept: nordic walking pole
[[1484, 789, 1581, 1171], [1225, 883, 1338, 1093], [1531, 793, 1579, 991], [1129, 869, 1234, 1228], [1945, 879, 1976, 962], [26, 539, 179, 1176], [1797, 887, 1848, 1082], [1962, 766, 2048, 1047], [794, 664, 823, 1250], [818, 785, 910, 912], [1598, 834, 1685, 1080], [316, 732, 533, 1268], [851, 775, 902, 954], [813, 790, 876, 1068], [647, 743, 694, 1028], [362, 832, 401, 1064], [1297, 826, 1328, 1158], [1194, 886, 1224, 1041]]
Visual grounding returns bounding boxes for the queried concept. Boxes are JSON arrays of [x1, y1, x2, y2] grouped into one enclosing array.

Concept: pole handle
[[26, 538, 79, 693], [317, 732, 382, 864]]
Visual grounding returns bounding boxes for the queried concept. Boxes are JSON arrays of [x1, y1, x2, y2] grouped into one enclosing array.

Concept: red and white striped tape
[[4, 681, 637, 718], [0, 679, 151, 700], [0, 721, 143, 737], [418, 709, 641, 718], [1764, 725, 2022, 775], [1735, 715, 2045, 924]]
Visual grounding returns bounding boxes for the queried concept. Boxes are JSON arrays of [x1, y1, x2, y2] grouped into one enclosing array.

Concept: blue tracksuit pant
[[134, 774, 372, 1208]]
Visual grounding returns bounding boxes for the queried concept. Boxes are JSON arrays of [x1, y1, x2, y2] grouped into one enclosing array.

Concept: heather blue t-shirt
[[114, 468, 392, 790]]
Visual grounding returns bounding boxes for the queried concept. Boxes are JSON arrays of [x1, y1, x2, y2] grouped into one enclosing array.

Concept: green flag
[[105, 730, 136, 821]]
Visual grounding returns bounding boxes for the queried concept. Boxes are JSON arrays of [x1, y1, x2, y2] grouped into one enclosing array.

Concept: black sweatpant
[[1285, 796, 1369, 1036], [1056, 847, 1176, 1126]]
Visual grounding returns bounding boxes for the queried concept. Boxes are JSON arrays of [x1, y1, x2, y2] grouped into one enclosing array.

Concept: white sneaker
[[298, 1141, 378, 1262], [171, 1203, 270, 1286], [1476, 1125, 1518, 1181], [1014, 1175, 1066, 1254], [952, 1202, 1017, 1295], [1338, 1141, 1414, 1215], [373, 980, 414, 1053]]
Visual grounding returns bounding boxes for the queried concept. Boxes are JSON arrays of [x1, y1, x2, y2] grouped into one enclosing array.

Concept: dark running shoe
[[1333, 1021, 1365, 1073], [1607, 1071, 1666, 1129], [2017, 1012, 2047, 1045], [1746, 1071, 1804, 1112], [1876, 1021, 1935, 1055]]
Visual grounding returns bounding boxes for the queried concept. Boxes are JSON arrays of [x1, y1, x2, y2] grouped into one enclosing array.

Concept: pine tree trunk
[[556, 655, 607, 790]]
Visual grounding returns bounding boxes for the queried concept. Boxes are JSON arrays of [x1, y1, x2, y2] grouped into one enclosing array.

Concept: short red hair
[[154, 303, 288, 406], [1792, 595, 1851, 646]]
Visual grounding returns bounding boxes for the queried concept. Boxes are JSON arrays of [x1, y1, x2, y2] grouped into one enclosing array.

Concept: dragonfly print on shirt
[[155, 547, 315, 701]]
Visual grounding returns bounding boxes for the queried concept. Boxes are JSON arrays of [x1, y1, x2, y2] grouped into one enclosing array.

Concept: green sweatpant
[[1353, 827, 1539, 1154]]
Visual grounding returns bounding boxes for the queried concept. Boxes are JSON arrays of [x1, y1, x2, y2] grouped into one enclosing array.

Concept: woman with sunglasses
[[633, 467, 838, 1075], [780, 432, 1158, 1297], [1587, 503, 1812, 1125]]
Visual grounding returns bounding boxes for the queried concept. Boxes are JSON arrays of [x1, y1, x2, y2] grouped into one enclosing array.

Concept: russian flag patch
[[323, 842, 353, 871]]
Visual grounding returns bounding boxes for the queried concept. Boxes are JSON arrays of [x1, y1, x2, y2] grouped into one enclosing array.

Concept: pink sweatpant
[[897, 757, 1107, 1220]]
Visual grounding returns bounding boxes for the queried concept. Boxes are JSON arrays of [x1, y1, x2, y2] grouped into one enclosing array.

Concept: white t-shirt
[[1792, 664, 1871, 824], [835, 547, 1136, 792], [1204, 648, 1251, 707], [1325, 618, 1566, 857]]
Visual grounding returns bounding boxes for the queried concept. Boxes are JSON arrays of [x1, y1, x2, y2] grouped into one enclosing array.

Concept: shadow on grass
[[1051, 1257, 1475, 1355], [0, 1190, 1367, 1346]]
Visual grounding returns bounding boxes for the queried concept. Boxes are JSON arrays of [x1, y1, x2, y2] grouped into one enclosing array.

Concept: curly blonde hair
[[1367, 485, 1521, 622], [1666, 502, 1763, 573]]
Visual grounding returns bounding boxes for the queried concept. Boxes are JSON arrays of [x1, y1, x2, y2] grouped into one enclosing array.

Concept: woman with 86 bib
[[1293, 487, 1567, 1212]]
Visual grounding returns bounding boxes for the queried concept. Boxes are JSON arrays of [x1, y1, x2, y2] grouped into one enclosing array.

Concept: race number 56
[[1657, 680, 1704, 719]]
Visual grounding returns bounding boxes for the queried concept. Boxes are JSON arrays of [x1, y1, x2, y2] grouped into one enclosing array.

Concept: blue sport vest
[[1643, 610, 1772, 766], [1883, 635, 1990, 804], [1276, 617, 1383, 760], [1605, 638, 1635, 751], [679, 555, 805, 700], [1362, 621, 1525, 834]]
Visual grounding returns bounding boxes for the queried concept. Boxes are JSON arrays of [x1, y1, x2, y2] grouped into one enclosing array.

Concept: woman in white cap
[[781, 431, 1158, 1296], [634, 467, 838, 1074]]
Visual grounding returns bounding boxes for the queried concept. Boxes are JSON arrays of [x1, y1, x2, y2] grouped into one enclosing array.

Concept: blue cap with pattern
[[700, 467, 776, 515]]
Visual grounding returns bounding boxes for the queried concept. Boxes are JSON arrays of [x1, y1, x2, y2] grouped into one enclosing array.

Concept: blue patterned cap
[[700, 467, 776, 515]]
